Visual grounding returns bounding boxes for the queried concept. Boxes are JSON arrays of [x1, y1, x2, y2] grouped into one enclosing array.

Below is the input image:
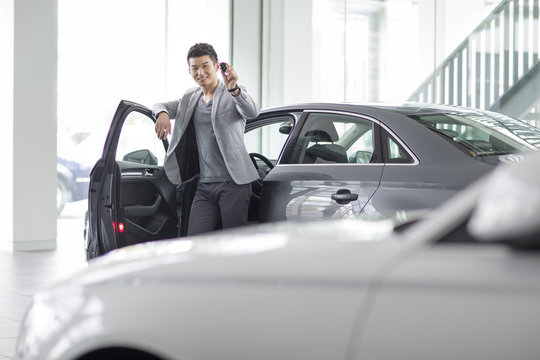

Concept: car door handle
[[143, 168, 156, 177], [331, 189, 358, 204]]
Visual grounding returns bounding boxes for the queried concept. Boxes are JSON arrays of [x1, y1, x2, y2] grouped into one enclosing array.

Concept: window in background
[[165, 0, 231, 98], [311, 0, 374, 102], [57, 0, 230, 218], [311, 0, 346, 101], [262, 0, 499, 106]]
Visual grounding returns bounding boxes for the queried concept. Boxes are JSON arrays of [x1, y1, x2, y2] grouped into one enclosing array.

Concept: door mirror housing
[[279, 120, 293, 134], [468, 151, 540, 249], [122, 149, 158, 166]]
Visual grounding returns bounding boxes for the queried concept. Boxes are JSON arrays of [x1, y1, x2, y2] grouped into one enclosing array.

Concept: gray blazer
[[153, 80, 260, 186]]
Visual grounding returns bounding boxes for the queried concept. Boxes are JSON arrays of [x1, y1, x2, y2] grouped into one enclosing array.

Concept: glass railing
[[408, 0, 539, 113]]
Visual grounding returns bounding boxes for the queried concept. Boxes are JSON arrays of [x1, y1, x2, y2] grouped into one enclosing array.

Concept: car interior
[[303, 129, 349, 163], [289, 115, 375, 165], [244, 117, 296, 223]]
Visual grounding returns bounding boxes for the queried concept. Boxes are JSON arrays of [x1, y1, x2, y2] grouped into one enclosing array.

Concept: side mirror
[[123, 149, 158, 166], [279, 120, 293, 135], [467, 151, 540, 249], [353, 150, 373, 164]]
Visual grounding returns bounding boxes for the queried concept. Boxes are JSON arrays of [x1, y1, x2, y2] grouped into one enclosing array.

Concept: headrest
[[305, 130, 333, 142], [303, 121, 340, 142]]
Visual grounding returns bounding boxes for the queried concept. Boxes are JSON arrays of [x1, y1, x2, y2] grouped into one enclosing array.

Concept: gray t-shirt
[[192, 97, 233, 183]]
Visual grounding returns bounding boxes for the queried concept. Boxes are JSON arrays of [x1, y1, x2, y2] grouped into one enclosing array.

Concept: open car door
[[86, 100, 177, 260]]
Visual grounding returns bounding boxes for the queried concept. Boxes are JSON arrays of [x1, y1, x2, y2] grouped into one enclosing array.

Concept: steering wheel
[[249, 153, 274, 173]]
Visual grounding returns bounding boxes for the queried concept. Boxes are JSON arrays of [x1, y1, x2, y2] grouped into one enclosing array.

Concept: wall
[[260, 0, 502, 106]]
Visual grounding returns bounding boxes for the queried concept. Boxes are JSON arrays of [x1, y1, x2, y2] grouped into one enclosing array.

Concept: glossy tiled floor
[[0, 201, 88, 359]]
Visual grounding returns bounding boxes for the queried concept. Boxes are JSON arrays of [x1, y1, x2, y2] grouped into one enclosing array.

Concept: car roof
[[257, 102, 484, 117]]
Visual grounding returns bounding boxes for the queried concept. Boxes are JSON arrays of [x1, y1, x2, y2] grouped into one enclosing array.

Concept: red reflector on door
[[118, 223, 125, 233]]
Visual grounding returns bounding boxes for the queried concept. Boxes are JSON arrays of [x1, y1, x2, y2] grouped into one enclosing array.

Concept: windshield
[[408, 111, 540, 157]]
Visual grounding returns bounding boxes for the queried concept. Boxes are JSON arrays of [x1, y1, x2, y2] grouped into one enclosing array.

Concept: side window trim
[[379, 125, 419, 165]]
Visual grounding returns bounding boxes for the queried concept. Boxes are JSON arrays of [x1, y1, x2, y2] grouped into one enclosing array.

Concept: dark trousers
[[187, 181, 252, 236]]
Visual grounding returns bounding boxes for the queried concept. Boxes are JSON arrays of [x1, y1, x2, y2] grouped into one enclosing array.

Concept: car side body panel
[[258, 104, 504, 221], [367, 107, 495, 217], [356, 244, 540, 360], [259, 164, 384, 222], [368, 161, 493, 218]]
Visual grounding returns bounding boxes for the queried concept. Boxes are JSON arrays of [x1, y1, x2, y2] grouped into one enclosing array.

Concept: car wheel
[[57, 177, 70, 216], [83, 211, 89, 249]]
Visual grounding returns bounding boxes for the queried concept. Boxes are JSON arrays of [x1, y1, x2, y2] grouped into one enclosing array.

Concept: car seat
[[304, 143, 348, 163]]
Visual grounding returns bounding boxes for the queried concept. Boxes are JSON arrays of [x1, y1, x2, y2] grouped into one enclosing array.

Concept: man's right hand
[[155, 112, 171, 140]]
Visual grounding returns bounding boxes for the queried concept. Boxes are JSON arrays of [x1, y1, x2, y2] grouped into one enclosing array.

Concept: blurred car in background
[[16, 149, 540, 360], [57, 131, 105, 216], [57, 157, 91, 215]]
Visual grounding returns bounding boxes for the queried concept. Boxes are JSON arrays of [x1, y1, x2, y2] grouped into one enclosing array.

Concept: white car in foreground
[[17, 152, 540, 359]]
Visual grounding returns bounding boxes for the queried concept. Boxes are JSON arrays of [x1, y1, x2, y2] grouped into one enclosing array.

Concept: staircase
[[408, 0, 539, 122]]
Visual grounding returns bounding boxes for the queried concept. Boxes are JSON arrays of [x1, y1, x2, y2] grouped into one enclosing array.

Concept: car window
[[244, 117, 293, 164], [285, 112, 375, 164], [381, 130, 415, 164], [116, 111, 166, 166], [408, 112, 539, 157]]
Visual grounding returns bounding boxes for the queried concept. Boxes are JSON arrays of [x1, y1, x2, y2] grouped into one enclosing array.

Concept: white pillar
[[0, 0, 14, 251], [13, 0, 57, 251]]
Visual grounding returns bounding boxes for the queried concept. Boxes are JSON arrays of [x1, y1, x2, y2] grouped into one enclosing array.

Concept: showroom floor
[[0, 201, 87, 359]]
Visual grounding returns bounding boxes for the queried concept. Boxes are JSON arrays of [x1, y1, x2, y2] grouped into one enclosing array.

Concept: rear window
[[408, 112, 540, 158]]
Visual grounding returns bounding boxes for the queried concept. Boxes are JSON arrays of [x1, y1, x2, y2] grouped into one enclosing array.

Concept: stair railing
[[408, 0, 539, 111]]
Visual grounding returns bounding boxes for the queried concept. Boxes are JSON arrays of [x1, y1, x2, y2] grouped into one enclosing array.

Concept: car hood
[[56, 219, 415, 291], [21, 219, 416, 360]]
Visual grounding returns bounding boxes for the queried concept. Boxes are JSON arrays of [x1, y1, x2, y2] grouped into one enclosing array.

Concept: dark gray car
[[85, 101, 540, 259]]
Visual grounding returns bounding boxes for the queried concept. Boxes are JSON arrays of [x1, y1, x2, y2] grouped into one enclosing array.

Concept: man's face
[[188, 55, 219, 87]]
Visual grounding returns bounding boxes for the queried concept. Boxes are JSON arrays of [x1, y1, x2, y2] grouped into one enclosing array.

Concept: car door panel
[[259, 110, 384, 223], [86, 100, 176, 260], [116, 161, 177, 248], [87, 160, 118, 258], [260, 164, 384, 222], [86, 162, 103, 258], [244, 114, 298, 223]]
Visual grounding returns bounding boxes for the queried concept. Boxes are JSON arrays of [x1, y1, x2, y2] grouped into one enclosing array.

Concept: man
[[153, 43, 259, 236]]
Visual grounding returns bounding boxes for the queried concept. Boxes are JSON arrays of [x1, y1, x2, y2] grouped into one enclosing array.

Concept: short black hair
[[187, 43, 218, 64]]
